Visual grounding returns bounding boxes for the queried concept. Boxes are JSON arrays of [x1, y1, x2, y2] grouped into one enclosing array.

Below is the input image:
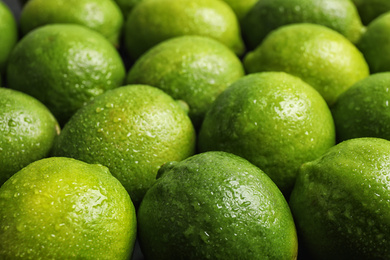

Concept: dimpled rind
[[0, 157, 136, 260], [138, 151, 298, 260], [51, 85, 196, 205], [289, 138, 390, 259]]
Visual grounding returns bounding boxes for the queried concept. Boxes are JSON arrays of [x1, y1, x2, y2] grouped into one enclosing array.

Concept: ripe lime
[[244, 23, 369, 106], [332, 72, 390, 142], [289, 137, 390, 259], [126, 35, 245, 128], [0, 1, 18, 73], [6, 24, 126, 125], [123, 0, 245, 60], [0, 88, 59, 186], [352, 0, 390, 25], [138, 151, 298, 259], [19, 0, 124, 46], [242, 0, 365, 50], [0, 157, 137, 259], [221, 0, 259, 21], [51, 85, 196, 205], [198, 72, 335, 196]]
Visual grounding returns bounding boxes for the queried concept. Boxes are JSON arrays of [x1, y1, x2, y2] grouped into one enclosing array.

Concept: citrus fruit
[[138, 151, 298, 260], [332, 72, 390, 142], [352, 0, 390, 25], [113, 0, 143, 18], [221, 0, 259, 21], [244, 23, 370, 106], [289, 137, 390, 259], [6, 24, 126, 126], [198, 72, 335, 196], [357, 12, 390, 73], [51, 84, 196, 205], [19, 0, 124, 47], [0, 1, 18, 73], [241, 0, 365, 50], [123, 0, 245, 60], [126, 35, 245, 128], [0, 88, 59, 186], [0, 157, 137, 259]]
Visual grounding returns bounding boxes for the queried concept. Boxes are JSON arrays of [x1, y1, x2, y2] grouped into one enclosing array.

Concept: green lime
[[126, 35, 245, 128], [113, 0, 143, 18], [0, 1, 18, 73], [51, 85, 196, 205], [357, 12, 390, 73], [352, 0, 390, 25], [244, 23, 369, 106], [123, 0, 245, 60], [289, 137, 390, 259], [0, 88, 59, 186], [138, 151, 298, 259], [332, 72, 390, 142], [6, 24, 126, 126], [242, 0, 365, 50], [0, 157, 137, 259], [198, 72, 335, 196], [221, 0, 259, 21], [19, 0, 124, 47]]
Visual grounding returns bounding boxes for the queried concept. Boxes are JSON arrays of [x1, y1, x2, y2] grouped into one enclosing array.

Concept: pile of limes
[[1, 0, 390, 259]]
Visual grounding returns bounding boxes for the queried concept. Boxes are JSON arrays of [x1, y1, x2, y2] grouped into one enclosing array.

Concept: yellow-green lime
[[138, 151, 298, 259], [357, 12, 390, 73], [123, 0, 245, 60], [0, 157, 137, 259], [51, 85, 196, 205], [19, 0, 124, 46], [244, 23, 370, 106], [126, 35, 245, 128], [352, 0, 390, 25], [0, 88, 59, 186], [242, 0, 365, 50], [289, 137, 390, 259], [0, 1, 18, 73], [113, 0, 143, 18], [221, 0, 259, 21], [6, 24, 126, 126], [198, 72, 335, 196], [332, 72, 390, 142]]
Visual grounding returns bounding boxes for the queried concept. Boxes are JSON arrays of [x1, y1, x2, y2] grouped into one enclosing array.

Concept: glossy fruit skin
[[138, 151, 298, 260], [0, 1, 18, 73], [0, 88, 59, 186], [0, 157, 137, 259], [352, 0, 390, 25], [6, 24, 126, 125], [19, 0, 124, 46], [198, 72, 335, 196], [244, 23, 369, 106], [289, 138, 390, 260], [123, 0, 245, 60], [126, 35, 245, 128], [51, 85, 196, 205], [242, 0, 365, 50], [357, 12, 390, 74], [332, 72, 390, 142]]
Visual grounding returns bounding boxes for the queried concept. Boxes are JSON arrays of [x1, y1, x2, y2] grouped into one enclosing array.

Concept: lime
[[289, 137, 390, 259], [138, 151, 298, 259], [19, 0, 124, 46], [357, 12, 390, 73], [123, 0, 245, 60], [0, 157, 137, 259], [332, 72, 390, 142], [0, 88, 59, 186], [126, 35, 245, 128], [221, 0, 259, 21], [244, 23, 370, 106], [6, 24, 126, 126], [51, 84, 196, 205], [242, 0, 365, 50], [113, 0, 143, 18], [0, 1, 18, 74], [352, 0, 390, 25], [198, 72, 335, 196]]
